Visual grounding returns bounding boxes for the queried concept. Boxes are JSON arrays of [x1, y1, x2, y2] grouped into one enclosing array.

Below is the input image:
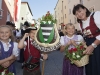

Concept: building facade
[[16, 2, 33, 28], [0, 0, 21, 26], [83, 0, 100, 12], [54, 0, 100, 30], [0, 0, 15, 25]]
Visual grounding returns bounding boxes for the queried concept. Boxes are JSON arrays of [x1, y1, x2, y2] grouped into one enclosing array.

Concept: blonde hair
[[0, 25, 15, 41], [65, 23, 75, 29], [64, 23, 75, 35]]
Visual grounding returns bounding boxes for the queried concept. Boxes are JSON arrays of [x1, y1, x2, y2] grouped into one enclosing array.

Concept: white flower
[[48, 21, 51, 24], [1, 71, 5, 75], [72, 53, 75, 55], [76, 55, 80, 58], [42, 21, 46, 24]]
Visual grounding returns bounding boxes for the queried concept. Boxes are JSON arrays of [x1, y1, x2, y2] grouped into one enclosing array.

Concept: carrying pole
[[41, 59, 45, 75]]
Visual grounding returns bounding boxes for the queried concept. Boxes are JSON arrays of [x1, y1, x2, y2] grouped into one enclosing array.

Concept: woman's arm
[[93, 11, 100, 45]]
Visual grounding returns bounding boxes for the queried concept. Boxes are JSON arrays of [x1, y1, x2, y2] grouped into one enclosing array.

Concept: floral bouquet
[[40, 11, 57, 24], [65, 43, 89, 67], [0, 66, 14, 75]]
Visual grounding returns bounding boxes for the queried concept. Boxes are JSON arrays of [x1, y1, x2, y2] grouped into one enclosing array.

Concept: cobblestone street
[[16, 50, 64, 75]]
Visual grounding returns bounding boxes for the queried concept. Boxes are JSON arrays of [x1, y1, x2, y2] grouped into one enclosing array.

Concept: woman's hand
[[83, 45, 94, 55]]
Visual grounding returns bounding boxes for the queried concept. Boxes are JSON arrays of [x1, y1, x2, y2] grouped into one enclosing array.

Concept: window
[[61, 17, 62, 21], [68, 0, 70, 3], [7, 11, 10, 21], [0, 0, 2, 9], [89, 6, 94, 12], [22, 17, 24, 20], [0, 0, 3, 19], [65, 14, 66, 18], [70, 19, 71, 23], [80, 0, 83, 4], [55, 11, 56, 16], [74, 17, 77, 24], [65, 6, 66, 9], [8, 0, 11, 3], [61, 10, 62, 13], [69, 9, 71, 14]]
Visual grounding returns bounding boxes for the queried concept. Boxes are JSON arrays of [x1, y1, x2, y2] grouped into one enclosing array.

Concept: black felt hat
[[6, 21, 16, 27], [24, 21, 30, 27], [25, 27, 37, 33], [6, 21, 11, 25]]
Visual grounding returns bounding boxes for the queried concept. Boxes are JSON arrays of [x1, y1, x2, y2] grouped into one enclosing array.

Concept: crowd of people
[[0, 3, 100, 75]]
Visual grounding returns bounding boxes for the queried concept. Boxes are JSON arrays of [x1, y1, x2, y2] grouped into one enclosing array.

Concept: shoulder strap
[[91, 12, 95, 16]]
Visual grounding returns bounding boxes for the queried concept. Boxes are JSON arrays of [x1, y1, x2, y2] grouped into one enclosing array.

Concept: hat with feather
[[24, 21, 37, 33]]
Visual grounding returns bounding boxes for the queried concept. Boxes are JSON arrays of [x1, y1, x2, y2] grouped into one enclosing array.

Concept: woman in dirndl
[[73, 4, 100, 75]]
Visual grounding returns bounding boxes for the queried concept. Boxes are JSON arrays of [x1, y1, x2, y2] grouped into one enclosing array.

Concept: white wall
[[16, 3, 33, 29]]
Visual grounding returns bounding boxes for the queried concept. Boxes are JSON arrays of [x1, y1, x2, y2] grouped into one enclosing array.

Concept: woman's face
[[65, 25, 75, 36], [29, 30, 36, 40], [75, 7, 87, 20], [0, 27, 11, 41]]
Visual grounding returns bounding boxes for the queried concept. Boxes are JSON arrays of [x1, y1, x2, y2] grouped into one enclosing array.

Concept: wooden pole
[[41, 59, 45, 75]]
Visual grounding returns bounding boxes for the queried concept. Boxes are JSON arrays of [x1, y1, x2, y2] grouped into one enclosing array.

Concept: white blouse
[[60, 35, 84, 45], [80, 11, 100, 40], [0, 40, 19, 57]]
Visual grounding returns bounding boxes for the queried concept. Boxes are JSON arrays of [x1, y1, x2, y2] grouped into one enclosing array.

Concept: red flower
[[31, 24, 34, 26], [5, 69, 9, 74], [80, 46, 84, 49], [63, 24, 65, 26], [0, 69, 4, 72], [46, 14, 49, 16], [73, 48, 77, 52], [69, 50, 72, 53], [69, 48, 74, 53]]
